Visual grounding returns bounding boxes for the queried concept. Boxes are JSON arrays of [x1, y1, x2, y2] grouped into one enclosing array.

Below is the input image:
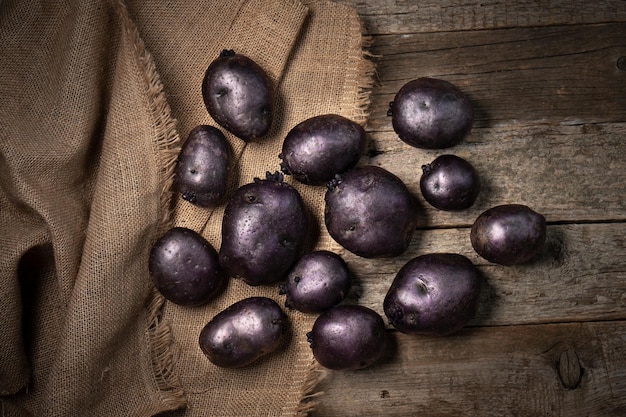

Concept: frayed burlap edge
[[294, 8, 377, 417], [113, 0, 187, 412], [113, 0, 181, 231], [294, 360, 328, 416], [339, 20, 376, 128]]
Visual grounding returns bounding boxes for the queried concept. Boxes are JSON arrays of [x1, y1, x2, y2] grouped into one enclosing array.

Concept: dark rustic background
[[311, 1, 626, 416]]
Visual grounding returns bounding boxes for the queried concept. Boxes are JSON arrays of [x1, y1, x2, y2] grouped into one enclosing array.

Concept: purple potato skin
[[390, 78, 474, 149], [202, 50, 274, 142], [383, 253, 482, 336], [420, 154, 480, 211], [471, 204, 547, 265], [307, 304, 387, 371], [324, 165, 419, 258], [199, 297, 289, 368], [219, 172, 308, 286], [280, 114, 367, 185], [175, 125, 231, 207], [280, 250, 351, 314], [149, 227, 227, 306]]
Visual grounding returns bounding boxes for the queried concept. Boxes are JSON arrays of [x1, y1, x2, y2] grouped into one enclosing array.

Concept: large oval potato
[[219, 172, 309, 286], [324, 165, 419, 258]]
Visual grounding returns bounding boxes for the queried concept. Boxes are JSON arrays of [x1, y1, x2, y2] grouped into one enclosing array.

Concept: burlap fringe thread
[[113, 0, 187, 412], [114, 0, 378, 414]]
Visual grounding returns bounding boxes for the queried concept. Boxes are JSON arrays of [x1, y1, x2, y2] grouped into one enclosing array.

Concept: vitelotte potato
[[219, 172, 308, 286], [389, 77, 474, 149], [199, 297, 289, 368], [202, 49, 274, 142], [307, 304, 387, 371], [384, 253, 482, 336], [279, 250, 351, 314], [324, 165, 418, 258], [471, 204, 547, 265], [149, 227, 227, 306], [420, 154, 480, 211], [175, 125, 231, 207], [279, 114, 367, 186]]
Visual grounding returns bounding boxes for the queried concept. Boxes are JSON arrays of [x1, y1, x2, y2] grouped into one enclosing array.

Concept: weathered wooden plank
[[338, 0, 626, 35], [366, 23, 626, 129], [362, 123, 626, 225], [337, 223, 626, 327], [309, 320, 626, 417], [309, 4, 626, 417], [357, 23, 626, 225]]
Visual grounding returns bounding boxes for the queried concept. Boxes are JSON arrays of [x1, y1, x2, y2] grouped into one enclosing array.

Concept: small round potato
[[471, 204, 546, 265], [389, 77, 474, 149], [280, 250, 351, 314]]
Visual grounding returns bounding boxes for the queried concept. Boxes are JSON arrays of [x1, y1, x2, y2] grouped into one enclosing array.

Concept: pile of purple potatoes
[[148, 50, 547, 370]]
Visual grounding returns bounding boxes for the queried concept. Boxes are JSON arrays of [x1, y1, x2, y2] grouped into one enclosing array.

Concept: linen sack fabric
[[0, 0, 373, 416]]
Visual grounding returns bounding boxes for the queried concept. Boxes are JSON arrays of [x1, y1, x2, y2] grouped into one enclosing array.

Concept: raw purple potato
[[383, 253, 482, 336], [175, 125, 231, 207], [199, 297, 289, 368], [219, 172, 308, 286], [279, 114, 367, 185], [471, 204, 547, 265], [149, 227, 227, 306], [389, 78, 473, 149], [307, 304, 387, 370], [420, 154, 480, 211], [279, 250, 351, 314], [202, 49, 274, 141], [324, 165, 419, 258]]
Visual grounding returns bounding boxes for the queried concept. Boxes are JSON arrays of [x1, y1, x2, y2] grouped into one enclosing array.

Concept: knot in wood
[[558, 348, 583, 389], [617, 56, 626, 71]]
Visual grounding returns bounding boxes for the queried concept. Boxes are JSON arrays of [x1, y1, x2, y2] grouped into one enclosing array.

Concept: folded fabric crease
[[0, 0, 374, 415]]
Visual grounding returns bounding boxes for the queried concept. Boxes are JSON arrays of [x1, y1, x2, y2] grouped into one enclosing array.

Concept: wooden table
[[311, 2, 626, 416]]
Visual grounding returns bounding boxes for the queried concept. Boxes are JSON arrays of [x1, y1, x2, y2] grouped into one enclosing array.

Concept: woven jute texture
[[0, 0, 373, 416]]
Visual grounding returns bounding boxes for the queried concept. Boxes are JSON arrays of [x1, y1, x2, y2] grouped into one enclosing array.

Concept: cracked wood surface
[[311, 1, 626, 416]]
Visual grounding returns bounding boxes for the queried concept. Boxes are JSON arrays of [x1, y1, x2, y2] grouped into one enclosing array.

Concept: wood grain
[[355, 23, 626, 225], [309, 321, 626, 417], [310, 2, 626, 416], [366, 23, 626, 129], [338, 223, 626, 327], [341, 0, 626, 34], [364, 123, 626, 225]]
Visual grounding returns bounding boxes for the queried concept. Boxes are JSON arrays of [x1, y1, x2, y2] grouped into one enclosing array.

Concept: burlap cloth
[[0, 0, 373, 415]]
